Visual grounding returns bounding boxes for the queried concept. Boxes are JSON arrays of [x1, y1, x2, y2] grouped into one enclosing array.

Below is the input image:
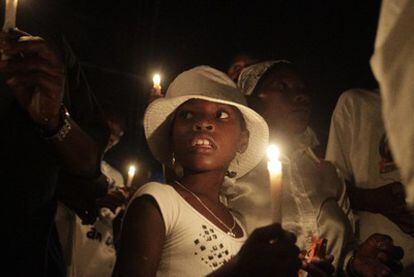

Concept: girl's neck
[[177, 170, 226, 202]]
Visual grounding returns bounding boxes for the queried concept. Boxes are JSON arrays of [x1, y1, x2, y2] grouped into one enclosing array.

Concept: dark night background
[[4, 0, 381, 176]]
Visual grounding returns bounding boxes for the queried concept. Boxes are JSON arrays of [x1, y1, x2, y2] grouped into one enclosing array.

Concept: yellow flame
[[128, 165, 136, 176], [267, 144, 280, 161], [153, 73, 161, 86]]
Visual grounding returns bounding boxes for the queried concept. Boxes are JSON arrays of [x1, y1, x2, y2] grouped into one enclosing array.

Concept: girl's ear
[[238, 129, 250, 154]]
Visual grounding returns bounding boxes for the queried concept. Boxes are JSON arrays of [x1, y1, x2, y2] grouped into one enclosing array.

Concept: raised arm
[[113, 196, 166, 277], [0, 30, 102, 177]]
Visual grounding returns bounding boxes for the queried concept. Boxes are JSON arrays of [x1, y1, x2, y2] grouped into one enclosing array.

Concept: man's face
[[171, 99, 248, 173], [251, 68, 311, 135]]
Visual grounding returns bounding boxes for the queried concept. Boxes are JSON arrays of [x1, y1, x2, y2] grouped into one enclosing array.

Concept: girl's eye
[[179, 111, 194, 119], [217, 111, 229, 119]]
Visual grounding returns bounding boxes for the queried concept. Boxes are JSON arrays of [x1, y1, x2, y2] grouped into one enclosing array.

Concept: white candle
[[3, 0, 18, 31], [152, 73, 162, 95], [267, 144, 283, 223], [126, 165, 136, 188]]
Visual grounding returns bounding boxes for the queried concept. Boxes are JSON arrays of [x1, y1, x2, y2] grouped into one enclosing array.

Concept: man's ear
[[238, 129, 249, 154]]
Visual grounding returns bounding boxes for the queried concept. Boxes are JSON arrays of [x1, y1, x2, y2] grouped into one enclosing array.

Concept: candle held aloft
[[267, 144, 283, 223], [3, 0, 18, 31], [126, 165, 136, 188], [2, 0, 19, 60], [152, 73, 162, 95]]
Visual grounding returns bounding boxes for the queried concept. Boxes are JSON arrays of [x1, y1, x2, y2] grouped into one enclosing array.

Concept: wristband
[[42, 105, 72, 141]]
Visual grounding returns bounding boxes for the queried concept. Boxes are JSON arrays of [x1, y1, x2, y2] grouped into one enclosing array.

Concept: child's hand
[[234, 223, 301, 276], [349, 233, 404, 276], [300, 252, 335, 277]]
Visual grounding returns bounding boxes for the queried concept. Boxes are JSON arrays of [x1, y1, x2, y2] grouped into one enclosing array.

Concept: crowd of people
[[2, 1, 414, 276]]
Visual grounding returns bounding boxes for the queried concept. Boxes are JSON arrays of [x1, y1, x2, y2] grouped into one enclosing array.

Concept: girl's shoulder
[[130, 182, 177, 203]]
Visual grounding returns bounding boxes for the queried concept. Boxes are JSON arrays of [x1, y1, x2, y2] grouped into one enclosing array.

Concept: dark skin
[[113, 99, 305, 276], [348, 181, 414, 237], [251, 66, 404, 275], [0, 29, 100, 177], [249, 66, 311, 141], [227, 54, 259, 82]]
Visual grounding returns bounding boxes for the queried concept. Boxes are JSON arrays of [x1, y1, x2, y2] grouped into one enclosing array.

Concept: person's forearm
[[51, 118, 101, 177]]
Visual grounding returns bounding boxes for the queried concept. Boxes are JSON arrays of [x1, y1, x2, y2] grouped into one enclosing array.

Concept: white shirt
[[326, 89, 414, 266], [56, 161, 125, 277], [370, 0, 414, 208], [129, 182, 247, 277], [228, 128, 355, 271]]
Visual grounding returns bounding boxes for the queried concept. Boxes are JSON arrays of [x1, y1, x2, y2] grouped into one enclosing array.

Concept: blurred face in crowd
[[227, 54, 259, 82], [106, 119, 125, 151], [250, 66, 311, 135]]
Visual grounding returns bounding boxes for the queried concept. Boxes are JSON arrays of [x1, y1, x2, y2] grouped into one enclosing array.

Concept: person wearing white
[[128, 182, 247, 276], [113, 66, 324, 276], [326, 89, 414, 267], [56, 161, 125, 277], [370, 0, 414, 208], [231, 61, 356, 272]]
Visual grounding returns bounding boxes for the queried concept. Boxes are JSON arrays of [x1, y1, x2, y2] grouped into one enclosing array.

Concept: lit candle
[[152, 73, 162, 95], [267, 144, 283, 223], [3, 0, 18, 31], [126, 165, 136, 188], [2, 0, 19, 60]]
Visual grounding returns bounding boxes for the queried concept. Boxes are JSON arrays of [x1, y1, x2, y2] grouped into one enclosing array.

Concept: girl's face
[[171, 99, 249, 174], [250, 67, 311, 135]]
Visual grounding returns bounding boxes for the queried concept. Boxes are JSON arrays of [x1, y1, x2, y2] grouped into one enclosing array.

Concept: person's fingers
[[0, 56, 64, 77], [1, 38, 61, 66], [6, 72, 63, 99], [354, 257, 393, 277], [305, 256, 335, 276], [249, 223, 283, 242]]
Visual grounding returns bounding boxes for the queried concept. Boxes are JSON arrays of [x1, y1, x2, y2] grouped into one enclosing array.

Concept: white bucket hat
[[238, 60, 292, 96], [144, 65, 269, 179]]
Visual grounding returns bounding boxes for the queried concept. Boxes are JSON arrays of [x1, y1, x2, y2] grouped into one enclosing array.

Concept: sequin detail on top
[[193, 225, 233, 269]]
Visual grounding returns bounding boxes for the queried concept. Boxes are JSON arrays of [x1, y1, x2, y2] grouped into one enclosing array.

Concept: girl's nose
[[193, 120, 214, 131]]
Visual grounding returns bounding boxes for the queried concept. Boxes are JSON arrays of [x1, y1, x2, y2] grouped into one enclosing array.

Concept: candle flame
[[153, 74, 161, 86], [128, 165, 136, 176], [267, 144, 280, 161]]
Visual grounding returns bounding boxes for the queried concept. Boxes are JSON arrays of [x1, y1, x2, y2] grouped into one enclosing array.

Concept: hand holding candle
[[126, 165, 136, 188], [267, 144, 283, 223]]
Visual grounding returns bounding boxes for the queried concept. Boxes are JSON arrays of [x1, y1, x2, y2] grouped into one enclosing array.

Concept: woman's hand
[[0, 29, 65, 132], [350, 233, 404, 276]]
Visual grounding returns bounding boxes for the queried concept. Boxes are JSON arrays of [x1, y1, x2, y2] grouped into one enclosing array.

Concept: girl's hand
[[300, 252, 335, 277], [235, 224, 301, 276]]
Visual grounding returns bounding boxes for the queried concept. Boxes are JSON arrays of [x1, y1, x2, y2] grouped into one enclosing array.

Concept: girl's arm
[[113, 195, 166, 277]]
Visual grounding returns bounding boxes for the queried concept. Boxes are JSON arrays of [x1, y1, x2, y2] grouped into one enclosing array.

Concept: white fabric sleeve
[[130, 182, 180, 236], [326, 91, 355, 183], [370, 0, 414, 208]]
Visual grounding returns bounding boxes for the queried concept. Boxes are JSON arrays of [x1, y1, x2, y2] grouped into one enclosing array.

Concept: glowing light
[[126, 164, 137, 187], [153, 74, 161, 87]]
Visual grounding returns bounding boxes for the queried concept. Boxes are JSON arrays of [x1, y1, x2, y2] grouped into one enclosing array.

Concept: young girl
[[112, 66, 311, 276]]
